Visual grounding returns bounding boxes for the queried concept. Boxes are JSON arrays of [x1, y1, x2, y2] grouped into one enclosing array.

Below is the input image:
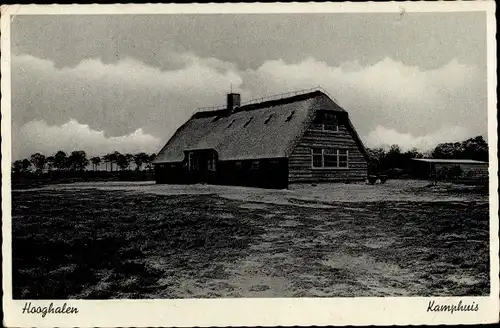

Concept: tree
[[68, 150, 89, 171], [12, 160, 24, 174], [367, 148, 386, 173], [435, 165, 463, 182], [144, 153, 156, 170], [404, 148, 423, 160], [90, 157, 102, 171], [366, 146, 424, 175], [461, 136, 488, 161], [126, 154, 134, 169], [30, 153, 46, 174], [400, 148, 423, 172], [109, 151, 121, 172], [431, 136, 488, 161], [375, 145, 401, 172], [116, 153, 132, 171], [46, 156, 55, 172], [22, 159, 31, 172], [385, 144, 402, 164], [133, 152, 150, 171], [102, 154, 112, 171], [432, 142, 458, 159], [53, 151, 68, 171], [102, 151, 120, 172], [448, 165, 463, 180]]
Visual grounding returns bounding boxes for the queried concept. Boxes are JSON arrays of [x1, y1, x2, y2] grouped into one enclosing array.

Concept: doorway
[[185, 149, 218, 184]]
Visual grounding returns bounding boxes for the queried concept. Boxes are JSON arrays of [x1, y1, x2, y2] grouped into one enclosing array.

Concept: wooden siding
[[288, 120, 368, 183]]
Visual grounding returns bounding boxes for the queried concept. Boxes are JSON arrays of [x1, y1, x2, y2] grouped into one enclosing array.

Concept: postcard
[[1, 2, 498, 327]]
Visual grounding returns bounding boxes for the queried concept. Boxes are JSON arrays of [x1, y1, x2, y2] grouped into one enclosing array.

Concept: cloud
[[240, 57, 486, 139], [12, 53, 244, 140], [12, 119, 162, 160], [363, 125, 472, 151], [10, 53, 487, 159]]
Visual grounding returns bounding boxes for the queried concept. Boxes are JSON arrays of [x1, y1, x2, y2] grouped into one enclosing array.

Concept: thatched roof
[[154, 90, 366, 163]]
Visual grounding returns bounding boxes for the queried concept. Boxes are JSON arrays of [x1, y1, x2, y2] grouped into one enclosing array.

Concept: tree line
[[366, 135, 488, 174], [12, 135, 488, 176], [12, 150, 157, 174]]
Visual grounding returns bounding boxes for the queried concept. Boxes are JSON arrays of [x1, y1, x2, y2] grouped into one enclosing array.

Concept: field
[[11, 180, 490, 299]]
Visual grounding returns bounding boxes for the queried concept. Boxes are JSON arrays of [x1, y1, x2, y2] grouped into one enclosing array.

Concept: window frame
[[310, 113, 339, 132], [312, 148, 323, 168], [338, 149, 349, 168], [310, 148, 349, 169], [243, 117, 253, 127], [188, 152, 200, 171], [250, 160, 260, 170], [207, 153, 217, 171]]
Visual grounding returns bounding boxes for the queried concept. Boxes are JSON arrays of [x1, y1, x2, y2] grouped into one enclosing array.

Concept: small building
[[410, 158, 489, 183], [153, 89, 369, 189]]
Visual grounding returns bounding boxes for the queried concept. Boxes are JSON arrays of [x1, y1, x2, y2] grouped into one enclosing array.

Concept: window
[[311, 148, 348, 168], [323, 123, 338, 131], [234, 161, 242, 169], [323, 149, 338, 167], [244, 117, 253, 127], [338, 150, 348, 168], [269, 159, 280, 168], [250, 160, 260, 170], [312, 148, 323, 168], [311, 121, 324, 131], [311, 113, 339, 132], [324, 113, 336, 121], [207, 154, 216, 171], [188, 153, 200, 171]]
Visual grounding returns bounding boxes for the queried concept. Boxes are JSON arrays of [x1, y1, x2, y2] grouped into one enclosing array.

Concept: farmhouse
[[153, 88, 369, 188]]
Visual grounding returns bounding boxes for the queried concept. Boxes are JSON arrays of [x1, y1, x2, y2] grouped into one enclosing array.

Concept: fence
[[195, 86, 339, 113]]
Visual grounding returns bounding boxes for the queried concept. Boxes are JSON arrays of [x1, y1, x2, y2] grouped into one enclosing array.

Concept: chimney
[[227, 93, 241, 112]]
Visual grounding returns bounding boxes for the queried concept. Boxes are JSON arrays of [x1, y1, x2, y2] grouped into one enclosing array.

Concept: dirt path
[[24, 179, 488, 206]]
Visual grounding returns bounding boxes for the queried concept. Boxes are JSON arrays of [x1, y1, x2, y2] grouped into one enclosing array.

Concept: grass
[[11, 184, 490, 298]]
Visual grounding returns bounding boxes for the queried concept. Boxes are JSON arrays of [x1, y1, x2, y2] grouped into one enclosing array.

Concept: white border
[[1, 2, 498, 327]]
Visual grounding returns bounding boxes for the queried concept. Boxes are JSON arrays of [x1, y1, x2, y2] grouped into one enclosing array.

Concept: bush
[[435, 165, 463, 181]]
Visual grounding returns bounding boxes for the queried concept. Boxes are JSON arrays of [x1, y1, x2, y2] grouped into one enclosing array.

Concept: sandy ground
[[11, 180, 489, 298], [21, 179, 487, 206]]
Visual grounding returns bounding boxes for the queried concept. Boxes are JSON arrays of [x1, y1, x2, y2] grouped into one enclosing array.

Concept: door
[[186, 150, 218, 184]]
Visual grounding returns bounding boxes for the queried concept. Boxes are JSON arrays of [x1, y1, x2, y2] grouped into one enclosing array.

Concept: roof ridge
[[191, 91, 320, 119], [240, 86, 336, 107], [195, 86, 336, 114]]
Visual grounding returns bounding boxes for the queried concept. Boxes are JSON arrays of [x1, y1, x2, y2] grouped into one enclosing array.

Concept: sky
[[9, 12, 488, 160]]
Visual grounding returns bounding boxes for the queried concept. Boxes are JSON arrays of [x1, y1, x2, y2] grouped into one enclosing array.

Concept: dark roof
[[154, 91, 366, 163], [412, 158, 488, 164]]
